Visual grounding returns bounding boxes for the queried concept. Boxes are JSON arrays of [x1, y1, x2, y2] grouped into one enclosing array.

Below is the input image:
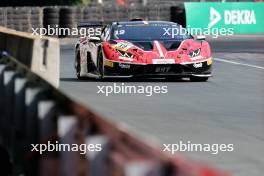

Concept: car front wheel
[[75, 47, 81, 79]]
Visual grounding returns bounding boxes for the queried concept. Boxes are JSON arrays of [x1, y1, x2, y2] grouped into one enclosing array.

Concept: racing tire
[[43, 7, 59, 33], [97, 47, 104, 78], [190, 76, 209, 82], [75, 47, 82, 79], [59, 8, 74, 37], [0, 146, 12, 175]]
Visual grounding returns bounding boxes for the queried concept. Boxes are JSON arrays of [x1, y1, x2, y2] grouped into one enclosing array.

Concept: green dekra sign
[[184, 2, 264, 34]]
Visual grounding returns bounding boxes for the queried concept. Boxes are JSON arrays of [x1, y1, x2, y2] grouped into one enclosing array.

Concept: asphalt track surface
[[59, 36, 264, 176]]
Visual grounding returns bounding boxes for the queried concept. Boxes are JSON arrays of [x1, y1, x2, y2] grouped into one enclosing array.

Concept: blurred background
[[0, 0, 261, 36]]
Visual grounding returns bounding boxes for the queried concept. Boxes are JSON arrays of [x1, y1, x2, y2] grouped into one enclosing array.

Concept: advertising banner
[[184, 2, 264, 34]]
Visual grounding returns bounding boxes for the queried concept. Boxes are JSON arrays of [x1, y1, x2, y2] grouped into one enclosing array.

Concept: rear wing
[[77, 21, 109, 38], [77, 21, 111, 28]]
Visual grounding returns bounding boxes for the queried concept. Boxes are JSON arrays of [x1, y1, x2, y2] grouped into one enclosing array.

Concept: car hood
[[102, 39, 212, 64]]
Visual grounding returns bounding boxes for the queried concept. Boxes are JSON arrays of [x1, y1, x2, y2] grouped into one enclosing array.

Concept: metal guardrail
[[0, 52, 228, 176]]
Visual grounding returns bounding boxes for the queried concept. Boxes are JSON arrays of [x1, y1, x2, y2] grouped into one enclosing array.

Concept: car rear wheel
[[190, 76, 209, 82]]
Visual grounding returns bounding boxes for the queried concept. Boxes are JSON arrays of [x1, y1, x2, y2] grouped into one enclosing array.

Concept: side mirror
[[196, 35, 206, 41], [88, 36, 101, 42]]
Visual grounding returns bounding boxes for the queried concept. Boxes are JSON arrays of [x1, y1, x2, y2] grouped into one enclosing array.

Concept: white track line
[[214, 58, 264, 70]]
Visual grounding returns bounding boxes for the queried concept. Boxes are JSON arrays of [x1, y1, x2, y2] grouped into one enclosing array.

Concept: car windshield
[[111, 23, 192, 41]]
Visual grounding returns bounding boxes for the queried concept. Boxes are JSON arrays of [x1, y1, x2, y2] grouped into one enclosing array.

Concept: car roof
[[113, 21, 179, 26]]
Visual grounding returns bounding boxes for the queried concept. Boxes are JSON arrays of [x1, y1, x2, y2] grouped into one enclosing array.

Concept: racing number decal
[[115, 30, 125, 36]]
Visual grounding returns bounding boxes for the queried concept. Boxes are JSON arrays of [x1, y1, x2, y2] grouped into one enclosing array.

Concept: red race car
[[75, 20, 212, 81]]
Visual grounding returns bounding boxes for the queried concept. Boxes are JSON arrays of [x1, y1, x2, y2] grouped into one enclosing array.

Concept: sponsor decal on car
[[119, 63, 130, 69], [190, 55, 203, 61], [152, 59, 175, 64], [189, 48, 201, 58], [119, 56, 134, 61], [155, 66, 171, 73], [193, 62, 203, 68]]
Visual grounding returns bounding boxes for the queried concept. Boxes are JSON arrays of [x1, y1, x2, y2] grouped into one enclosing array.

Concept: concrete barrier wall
[[0, 27, 60, 87], [0, 53, 228, 176]]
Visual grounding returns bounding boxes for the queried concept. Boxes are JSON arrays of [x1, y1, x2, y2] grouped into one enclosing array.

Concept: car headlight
[[116, 49, 133, 58], [207, 57, 213, 65]]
